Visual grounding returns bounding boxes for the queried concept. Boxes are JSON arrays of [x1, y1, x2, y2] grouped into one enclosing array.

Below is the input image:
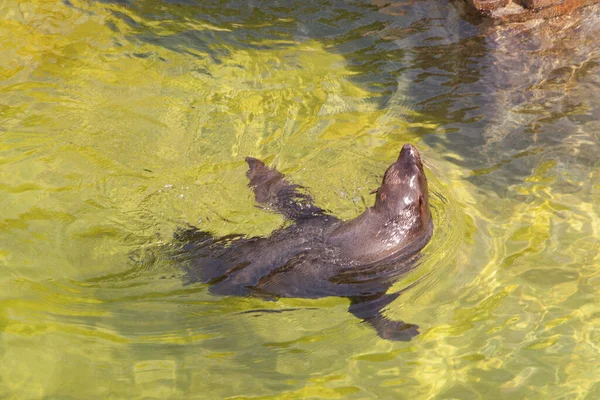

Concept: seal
[[175, 144, 433, 341]]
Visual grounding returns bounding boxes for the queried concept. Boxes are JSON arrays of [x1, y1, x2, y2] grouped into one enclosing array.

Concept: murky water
[[2, 0, 600, 398]]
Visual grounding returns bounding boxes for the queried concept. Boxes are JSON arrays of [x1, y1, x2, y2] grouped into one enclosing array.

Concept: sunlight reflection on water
[[1, 0, 600, 398]]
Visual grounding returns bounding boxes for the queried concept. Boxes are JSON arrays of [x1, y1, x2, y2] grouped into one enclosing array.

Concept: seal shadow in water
[[172, 144, 434, 341]]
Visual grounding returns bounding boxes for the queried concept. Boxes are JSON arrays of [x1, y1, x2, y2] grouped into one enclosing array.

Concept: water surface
[[1, 0, 600, 398]]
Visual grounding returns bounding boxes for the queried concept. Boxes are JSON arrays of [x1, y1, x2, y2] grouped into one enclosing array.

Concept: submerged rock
[[463, 0, 599, 23]]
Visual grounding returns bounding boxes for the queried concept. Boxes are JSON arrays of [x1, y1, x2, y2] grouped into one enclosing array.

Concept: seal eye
[[418, 195, 426, 214]]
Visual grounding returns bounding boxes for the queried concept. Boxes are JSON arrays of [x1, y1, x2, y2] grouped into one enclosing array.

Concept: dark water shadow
[[76, 0, 478, 109], [77, 0, 600, 199]]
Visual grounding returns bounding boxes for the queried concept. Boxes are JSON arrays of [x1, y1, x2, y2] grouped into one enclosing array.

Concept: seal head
[[374, 144, 431, 226], [327, 144, 433, 264]]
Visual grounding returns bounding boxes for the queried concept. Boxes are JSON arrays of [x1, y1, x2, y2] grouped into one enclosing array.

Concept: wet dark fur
[[174, 144, 433, 341]]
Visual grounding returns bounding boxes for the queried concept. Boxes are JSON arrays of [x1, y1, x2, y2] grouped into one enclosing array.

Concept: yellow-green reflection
[[1, 0, 600, 399]]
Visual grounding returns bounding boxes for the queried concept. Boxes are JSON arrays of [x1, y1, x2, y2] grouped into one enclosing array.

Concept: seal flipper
[[362, 315, 419, 341], [245, 157, 330, 221], [348, 293, 419, 341]]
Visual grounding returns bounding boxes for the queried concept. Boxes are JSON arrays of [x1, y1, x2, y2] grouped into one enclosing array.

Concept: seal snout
[[397, 144, 421, 165], [392, 144, 423, 178], [245, 157, 267, 180], [402, 143, 416, 153]]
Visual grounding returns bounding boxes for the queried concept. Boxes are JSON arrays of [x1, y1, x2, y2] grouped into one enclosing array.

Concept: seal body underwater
[[174, 144, 433, 341]]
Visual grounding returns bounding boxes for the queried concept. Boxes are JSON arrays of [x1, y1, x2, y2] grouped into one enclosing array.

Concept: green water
[[1, 0, 600, 398]]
